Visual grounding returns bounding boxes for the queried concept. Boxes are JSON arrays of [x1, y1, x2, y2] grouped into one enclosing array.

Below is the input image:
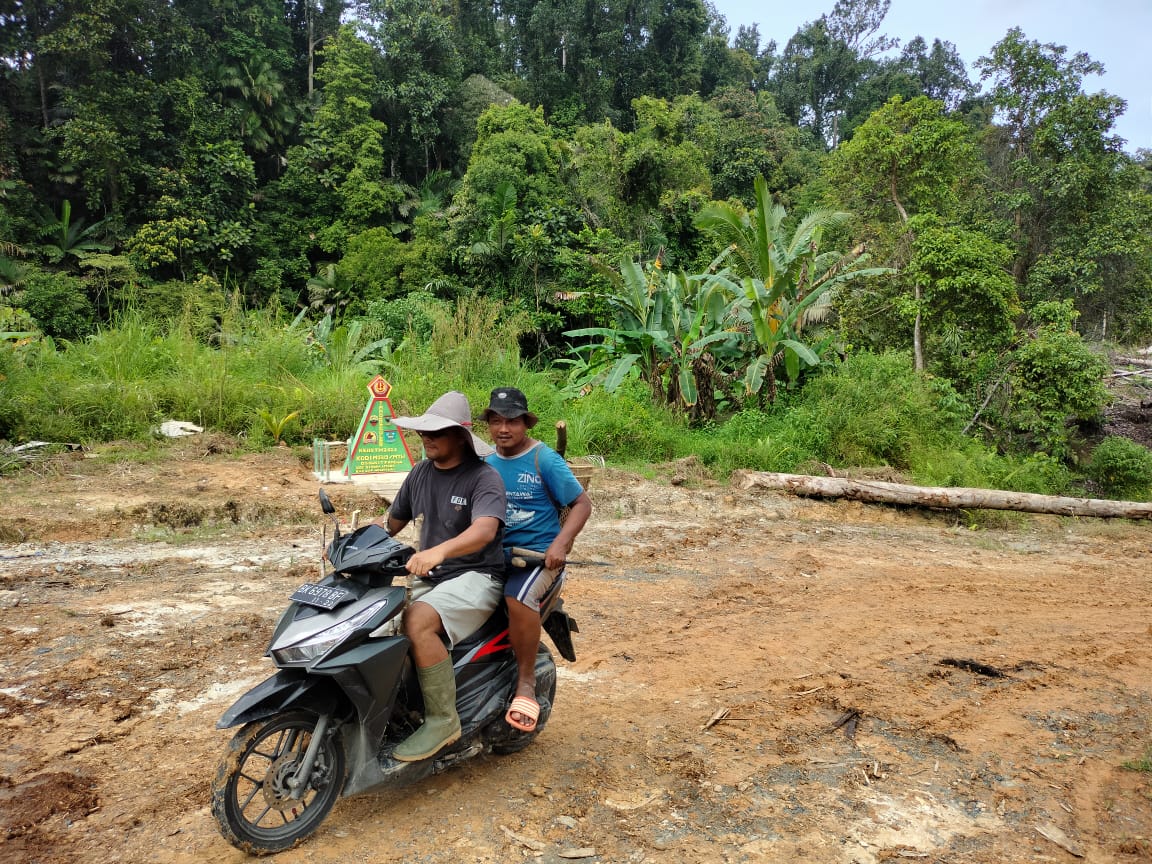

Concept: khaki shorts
[[410, 571, 503, 647]]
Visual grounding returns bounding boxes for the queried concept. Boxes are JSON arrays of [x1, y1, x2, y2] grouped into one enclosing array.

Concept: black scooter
[[210, 490, 578, 855]]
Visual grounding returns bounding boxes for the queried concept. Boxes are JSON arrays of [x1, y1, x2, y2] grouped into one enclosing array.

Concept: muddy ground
[[1, 438, 1150, 864]]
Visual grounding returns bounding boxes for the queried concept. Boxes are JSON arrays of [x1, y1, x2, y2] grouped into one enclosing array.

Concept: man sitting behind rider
[[481, 387, 592, 733], [384, 391, 507, 762]]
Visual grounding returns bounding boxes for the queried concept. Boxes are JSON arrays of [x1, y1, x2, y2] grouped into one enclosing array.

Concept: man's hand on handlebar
[[405, 547, 446, 577]]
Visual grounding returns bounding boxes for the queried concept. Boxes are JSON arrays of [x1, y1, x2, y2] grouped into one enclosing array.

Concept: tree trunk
[[889, 174, 923, 371], [307, 5, 315, 97], [38, 61, 49, 129], [733, 471, 1152, 520], [912, 282, 923, 372]]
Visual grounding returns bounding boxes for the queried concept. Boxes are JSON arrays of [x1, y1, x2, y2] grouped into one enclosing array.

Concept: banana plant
[[565, 257, 736, 418], [660, 269, 737, 413], [711, 274, 829, 401], [38, 200, 110, 266], [309, 314, 395, 375], [696, 176, 891, 402], [705, 252, 889, 402], [564, 256, 669, 400]]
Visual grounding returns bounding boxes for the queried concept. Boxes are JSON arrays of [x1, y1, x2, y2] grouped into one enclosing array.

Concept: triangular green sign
[[343, 376, 416, 476]]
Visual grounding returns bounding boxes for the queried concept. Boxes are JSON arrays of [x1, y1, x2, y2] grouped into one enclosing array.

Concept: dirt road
[[1, 440, 1150, 863]]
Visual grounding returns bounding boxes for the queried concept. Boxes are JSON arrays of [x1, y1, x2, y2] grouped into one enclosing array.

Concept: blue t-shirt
[[485, 443, 585, 552]]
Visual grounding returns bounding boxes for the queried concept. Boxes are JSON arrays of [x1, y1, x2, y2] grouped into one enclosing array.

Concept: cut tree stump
[[733, 471, 1152, 520]]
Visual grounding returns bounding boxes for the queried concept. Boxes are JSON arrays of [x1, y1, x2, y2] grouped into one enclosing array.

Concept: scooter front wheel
[[211, 711, 346, 855]]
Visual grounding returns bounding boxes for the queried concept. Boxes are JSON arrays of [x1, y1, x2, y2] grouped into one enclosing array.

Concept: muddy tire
[[211, 711, 345, 855]]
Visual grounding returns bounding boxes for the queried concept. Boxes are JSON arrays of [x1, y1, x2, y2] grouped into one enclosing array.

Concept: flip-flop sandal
[[505, 696, 540, 732]]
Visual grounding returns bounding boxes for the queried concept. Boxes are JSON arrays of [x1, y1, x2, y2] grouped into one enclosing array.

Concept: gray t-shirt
[[389, 456, 506, 583]]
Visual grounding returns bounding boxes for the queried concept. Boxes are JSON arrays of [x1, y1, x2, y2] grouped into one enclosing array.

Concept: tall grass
[[2, 297, 544, 446], [679, 352, 1076, 494], [6, 315, 175, 440], [423, 295, 529, 385], [0, 300, 1089, 497]]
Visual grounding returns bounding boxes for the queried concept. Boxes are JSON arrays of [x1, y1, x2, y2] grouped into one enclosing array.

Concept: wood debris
[[603, 793, 661, 812], [735, 470, 1152, 520], [785, 686, 825, 698], [939, 657, 1008, 678], [557, 849, 597, 859], [499, 825, 546, 851], [700, 706, 729, 731], [831, 709, 861, 741], [1035, 823, 1085, 858]]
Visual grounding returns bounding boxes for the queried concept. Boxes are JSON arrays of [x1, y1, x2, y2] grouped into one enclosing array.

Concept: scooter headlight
[[273, 599, 391, 665]]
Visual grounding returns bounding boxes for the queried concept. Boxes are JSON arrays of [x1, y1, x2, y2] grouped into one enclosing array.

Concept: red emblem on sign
[[368, 376, 392, 399]]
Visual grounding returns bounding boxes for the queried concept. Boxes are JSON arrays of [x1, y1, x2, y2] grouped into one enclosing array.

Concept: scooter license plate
[[290, 583, 355, 610]]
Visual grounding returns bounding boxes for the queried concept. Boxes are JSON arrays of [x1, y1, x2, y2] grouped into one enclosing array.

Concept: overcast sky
[[708, 0, 1151, 153]]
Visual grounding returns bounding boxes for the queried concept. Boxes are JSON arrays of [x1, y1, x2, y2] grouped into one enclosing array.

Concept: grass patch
[[1122, 748, 1152, 773]]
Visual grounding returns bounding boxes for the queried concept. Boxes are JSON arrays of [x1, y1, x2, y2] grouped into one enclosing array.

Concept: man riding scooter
[[383, 391, 506, 761], [212, 390, 579, 854]]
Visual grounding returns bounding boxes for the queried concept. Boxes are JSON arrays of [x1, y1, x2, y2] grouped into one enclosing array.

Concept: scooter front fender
[[216, 669, 338, 729]]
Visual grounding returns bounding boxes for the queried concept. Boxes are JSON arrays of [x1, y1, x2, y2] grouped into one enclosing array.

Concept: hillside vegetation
[[2, 0, 1150, 499]]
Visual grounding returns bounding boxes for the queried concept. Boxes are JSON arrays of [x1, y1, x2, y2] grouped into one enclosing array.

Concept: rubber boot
[[393, 657, 462, 762]]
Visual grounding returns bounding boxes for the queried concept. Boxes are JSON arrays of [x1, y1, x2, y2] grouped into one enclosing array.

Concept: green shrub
[[422, 295, 529, 384], [0, 344, 24, 441], [685, 407, 822, 475], [982, 452, 1074, 495], [676, 352, 1077, 495], [297, 369, 377, 444], [22, 271, 96, 340], [560, 383, 682, 462], [786, 352, 968, 469], [338, 228, 406, 303], [364, 292, 448, 345], [1087, 436, 1152, 500], [1008, 301, 1109, 459], [119, 275, 225, 341]]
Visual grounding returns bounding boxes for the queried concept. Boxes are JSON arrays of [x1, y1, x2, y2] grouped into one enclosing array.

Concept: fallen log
[[1114, 355, 1152, 368], [732, 471, 1152, 520]]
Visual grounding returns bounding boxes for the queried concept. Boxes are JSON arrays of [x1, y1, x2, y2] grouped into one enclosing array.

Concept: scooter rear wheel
[[211, 710, 345, 855]]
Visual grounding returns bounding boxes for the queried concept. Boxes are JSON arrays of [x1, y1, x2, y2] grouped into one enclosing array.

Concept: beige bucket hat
[[393, 391, 494, 458]]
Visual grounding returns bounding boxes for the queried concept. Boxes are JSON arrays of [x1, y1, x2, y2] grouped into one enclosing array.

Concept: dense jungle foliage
[[2, 0, 1151, 498]]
